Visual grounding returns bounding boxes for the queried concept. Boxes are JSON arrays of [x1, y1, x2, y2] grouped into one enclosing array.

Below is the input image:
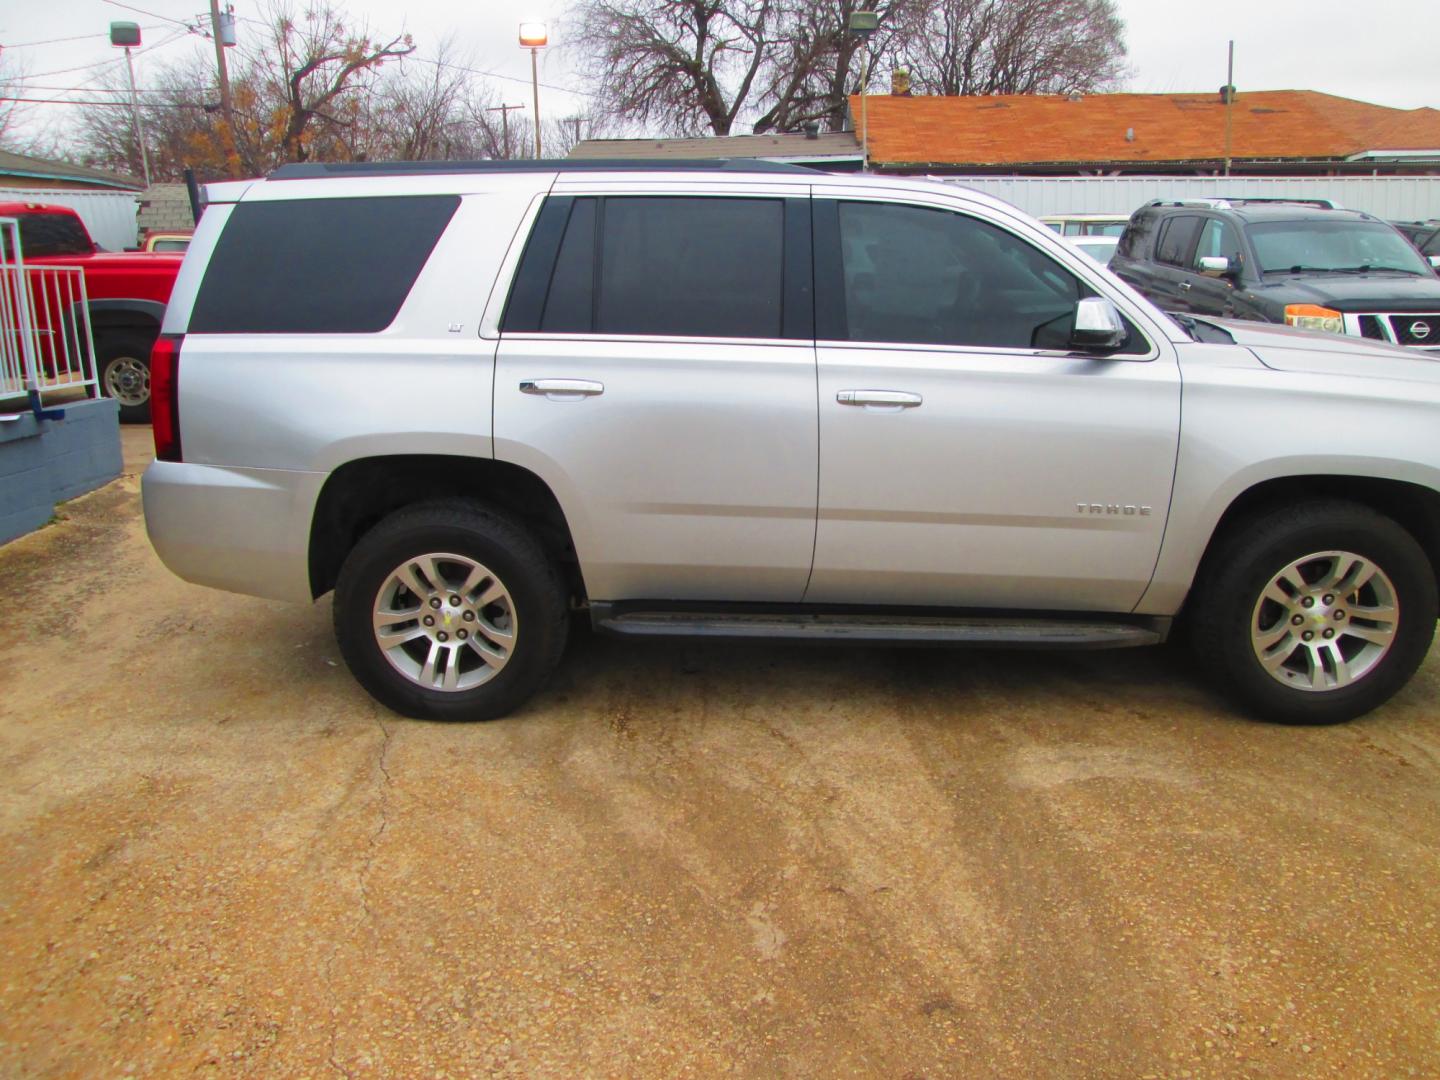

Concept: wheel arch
[[308, 454, 583, 603], [1188, 474, 1440, 607], [88, 299, 165, 338]]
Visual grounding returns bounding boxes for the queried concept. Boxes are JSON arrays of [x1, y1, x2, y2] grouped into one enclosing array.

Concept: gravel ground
[[1, 427, 1438, 1078]]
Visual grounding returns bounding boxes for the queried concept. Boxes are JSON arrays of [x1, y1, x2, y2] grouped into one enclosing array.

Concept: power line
[[0, 26, 164, 48], [22, 27, 192, 80], [405, 54, 593, 99], [100, 0, 205, 34], [0, 95, 209, 109]]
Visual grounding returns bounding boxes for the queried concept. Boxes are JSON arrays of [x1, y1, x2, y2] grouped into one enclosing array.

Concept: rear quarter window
[[188, 195, 459, 333]]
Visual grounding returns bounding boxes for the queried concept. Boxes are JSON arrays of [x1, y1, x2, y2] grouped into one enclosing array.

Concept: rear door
[[1146, 214, 1205, 313], [493, 185, 819, 603], [806, 190, 1181, 612]]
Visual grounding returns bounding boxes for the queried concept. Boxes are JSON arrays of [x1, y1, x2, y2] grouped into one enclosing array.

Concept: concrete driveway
[[1, 428, 1438, 1078]]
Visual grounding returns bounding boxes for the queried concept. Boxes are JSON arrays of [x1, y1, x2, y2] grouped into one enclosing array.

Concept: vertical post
[[209, 0, 238, 176], [123, 46, 152, 187], [861, 41, 871, 173], [531, 48, 542, 158], [1224, 40, 1235, 178]]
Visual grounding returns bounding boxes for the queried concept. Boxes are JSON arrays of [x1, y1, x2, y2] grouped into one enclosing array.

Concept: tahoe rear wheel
[[97, 331, 154, 423], [333, 501, 568, 721], [1190, 500, 1437, 725]]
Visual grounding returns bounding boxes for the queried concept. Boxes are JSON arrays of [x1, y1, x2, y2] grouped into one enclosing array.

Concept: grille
[[1387, 314, 1440, 347]]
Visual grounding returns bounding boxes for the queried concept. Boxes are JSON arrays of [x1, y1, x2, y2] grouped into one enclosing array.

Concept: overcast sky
[[3, 0, 1438, 145]]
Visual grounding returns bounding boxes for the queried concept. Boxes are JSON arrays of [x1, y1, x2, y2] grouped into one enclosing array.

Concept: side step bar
[[593, 608, 1166, 650]]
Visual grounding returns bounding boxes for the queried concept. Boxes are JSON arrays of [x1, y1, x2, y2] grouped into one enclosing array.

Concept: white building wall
[[0, 188, 140, 251], [936, 176, 1440, 223]]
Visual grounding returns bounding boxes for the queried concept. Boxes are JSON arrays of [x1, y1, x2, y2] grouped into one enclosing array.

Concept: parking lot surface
[[1, 428, 1438, 1078]]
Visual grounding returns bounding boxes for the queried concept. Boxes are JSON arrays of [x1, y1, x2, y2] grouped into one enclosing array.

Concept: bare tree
[[904, 0, 1127, 97], [752, 0, 919, 134], [573, 1, 781, 136], [0, 52, 67, 157], [248, 2, 415, 162]]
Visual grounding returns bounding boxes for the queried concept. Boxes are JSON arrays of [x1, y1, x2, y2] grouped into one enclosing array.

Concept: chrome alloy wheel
[[371, 553, 516, 692], [103, 356, 150, 406], [1250, 550, 1399, 692]]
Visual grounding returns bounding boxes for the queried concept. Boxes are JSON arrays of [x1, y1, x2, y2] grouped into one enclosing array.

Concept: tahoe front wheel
[[1190, 500, 1437, 725], [333, 501, 568, 722]]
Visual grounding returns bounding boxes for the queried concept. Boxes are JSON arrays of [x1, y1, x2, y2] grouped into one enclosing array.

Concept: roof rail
[[269, 158, 818, 180], [1144, 196, 1343, 211]]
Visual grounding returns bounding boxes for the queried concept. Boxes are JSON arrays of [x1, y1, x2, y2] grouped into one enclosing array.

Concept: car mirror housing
[[1071, 297, 1127, 352], [1198, 255, 1231, 276], [1429, 255, 1440, 270]]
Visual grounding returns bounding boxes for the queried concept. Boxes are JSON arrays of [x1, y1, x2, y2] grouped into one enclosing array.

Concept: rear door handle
[[520, 378, 604, 399], [1178, 281, 1192, 291], [837, 389, 923, 409]]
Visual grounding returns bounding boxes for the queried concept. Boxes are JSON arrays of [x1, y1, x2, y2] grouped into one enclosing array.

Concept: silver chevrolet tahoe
[[142, 161, 1440, 725]]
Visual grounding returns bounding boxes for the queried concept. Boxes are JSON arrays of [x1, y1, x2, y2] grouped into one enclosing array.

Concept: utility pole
[[569, 116, 584, 148], [486, 103, 524, 160], [1223, 40, 1235, 177], [209, 0, 238, 175]]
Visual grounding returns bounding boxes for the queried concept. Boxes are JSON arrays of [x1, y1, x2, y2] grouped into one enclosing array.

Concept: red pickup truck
[[3, 201, 183, 421]]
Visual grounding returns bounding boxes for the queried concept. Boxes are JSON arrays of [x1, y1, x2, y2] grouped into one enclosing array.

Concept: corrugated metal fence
[[0, 188, 140, 252], [937, 176, 1440, 222]]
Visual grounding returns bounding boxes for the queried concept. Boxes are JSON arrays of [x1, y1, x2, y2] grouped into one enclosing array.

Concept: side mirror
[[1071, 297, 1126, 352], [1198, 255, 1231, 276], [1429, 255, 1440, 270]]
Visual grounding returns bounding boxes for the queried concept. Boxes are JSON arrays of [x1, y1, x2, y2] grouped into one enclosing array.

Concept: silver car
[[143, 162, 1440, 725]]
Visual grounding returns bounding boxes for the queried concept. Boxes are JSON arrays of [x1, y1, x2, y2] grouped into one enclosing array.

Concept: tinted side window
[[541, 198, 596, 332], [596, 197, 783, 338], [1155, 215, 1202, 267], [834, 201, 1081, 350], [189, 195, 459, 334], [1193, 219, 1241, 266]]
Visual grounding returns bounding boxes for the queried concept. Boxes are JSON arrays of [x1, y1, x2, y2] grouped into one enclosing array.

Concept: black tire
[[333, 500, 569, 722], [1189, 500, 1437, 725], [96, 331, 155, 423]]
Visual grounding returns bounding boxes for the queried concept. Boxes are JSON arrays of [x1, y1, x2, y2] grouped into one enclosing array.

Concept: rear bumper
[[142, 460, 326, 602]]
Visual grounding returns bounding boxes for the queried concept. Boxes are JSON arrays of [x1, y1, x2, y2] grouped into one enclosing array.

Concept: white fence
[[938, 176, 1440, 222], [1, 219, 98, 408], [0, 188, 141, 252]]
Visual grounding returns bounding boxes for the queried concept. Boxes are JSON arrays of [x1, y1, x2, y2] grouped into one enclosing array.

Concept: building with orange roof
[[848, 90, 1440, 176]]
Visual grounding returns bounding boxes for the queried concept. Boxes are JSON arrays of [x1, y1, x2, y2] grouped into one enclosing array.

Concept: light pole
[[109, 21, 152, 187], [848, 11, 878, 173], [519, 22, 548, 158]]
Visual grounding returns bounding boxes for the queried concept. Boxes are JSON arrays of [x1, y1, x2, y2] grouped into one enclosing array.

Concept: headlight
[[1284, 304, 1344, 334]]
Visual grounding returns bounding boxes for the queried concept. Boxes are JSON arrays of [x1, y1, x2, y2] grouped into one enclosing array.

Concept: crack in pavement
[[323, 709, 396, 1078]]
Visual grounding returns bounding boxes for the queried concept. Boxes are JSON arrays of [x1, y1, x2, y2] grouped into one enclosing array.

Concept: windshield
[[1249, 220, 1429, 275]]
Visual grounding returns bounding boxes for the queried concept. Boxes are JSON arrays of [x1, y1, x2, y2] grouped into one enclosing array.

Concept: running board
[[593, 609, 1165, 650]]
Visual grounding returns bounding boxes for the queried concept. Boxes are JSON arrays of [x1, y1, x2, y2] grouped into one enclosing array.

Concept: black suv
[[1393, 219, 1440, 262], [1112, 199, 1440, 352]]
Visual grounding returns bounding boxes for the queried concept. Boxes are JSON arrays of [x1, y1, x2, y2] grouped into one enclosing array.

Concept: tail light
[[150, 334, 183, 462]]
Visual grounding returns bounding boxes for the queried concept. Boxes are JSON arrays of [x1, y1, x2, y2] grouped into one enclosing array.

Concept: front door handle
[[837, 389, 923, 409], [520, 378, 604, 399], [1178, 280, 1192, 291]]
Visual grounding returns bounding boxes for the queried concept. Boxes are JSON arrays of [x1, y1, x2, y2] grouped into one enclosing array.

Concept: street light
[[519, 22, 547, 158], [109, 21, 152, 186], [848, 11, 878, 173]]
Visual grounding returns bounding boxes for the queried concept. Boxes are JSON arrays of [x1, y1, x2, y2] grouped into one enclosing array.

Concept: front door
[[805, 194, 1181, 613]]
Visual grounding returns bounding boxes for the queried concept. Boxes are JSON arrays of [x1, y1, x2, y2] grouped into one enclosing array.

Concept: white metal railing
[[1, 217, 99, 410]]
